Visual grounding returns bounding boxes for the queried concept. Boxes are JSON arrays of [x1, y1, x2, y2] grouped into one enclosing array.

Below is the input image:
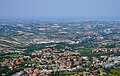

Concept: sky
[[0, 0, 120, 20]]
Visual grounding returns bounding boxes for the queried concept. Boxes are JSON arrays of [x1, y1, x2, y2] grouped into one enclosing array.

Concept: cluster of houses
[[1, 48, 120, 76]]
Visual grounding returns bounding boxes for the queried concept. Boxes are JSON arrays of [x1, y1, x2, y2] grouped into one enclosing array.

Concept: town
[[0, 20, 120, 76]]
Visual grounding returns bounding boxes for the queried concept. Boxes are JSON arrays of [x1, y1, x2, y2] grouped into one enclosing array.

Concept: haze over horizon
[[0, 0, 120, 20]]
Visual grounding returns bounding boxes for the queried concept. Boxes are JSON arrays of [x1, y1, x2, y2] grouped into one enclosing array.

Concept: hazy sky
[[0, 0, 120, 19]]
